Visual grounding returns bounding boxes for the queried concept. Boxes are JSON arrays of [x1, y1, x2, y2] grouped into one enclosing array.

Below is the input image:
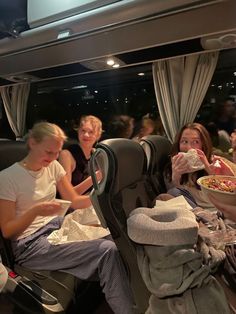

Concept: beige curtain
[[0, 83, 30, 140], [152, 51, 219, 142]]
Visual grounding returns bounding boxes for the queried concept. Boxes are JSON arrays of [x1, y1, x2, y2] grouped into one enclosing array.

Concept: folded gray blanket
[[127, 207, 230, 314]]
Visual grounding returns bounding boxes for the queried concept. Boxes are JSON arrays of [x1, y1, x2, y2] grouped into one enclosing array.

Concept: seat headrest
[[140, 135, 171, 171], [97, 138, 147, 194], [0, 141, 28, 171]]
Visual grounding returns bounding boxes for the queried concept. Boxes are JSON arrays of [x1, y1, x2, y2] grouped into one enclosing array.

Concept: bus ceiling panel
[[16, 38, 202, 83], [0, 0, 224, 55], [0, 0, 234, 80], [27, 0, 120, 29]]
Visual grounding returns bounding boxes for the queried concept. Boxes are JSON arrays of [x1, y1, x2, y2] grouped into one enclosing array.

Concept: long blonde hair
[[27, 122, 67, 143]]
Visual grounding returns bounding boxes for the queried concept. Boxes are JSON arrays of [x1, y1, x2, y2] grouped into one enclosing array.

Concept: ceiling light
[[107, 59, 115, 66], [138, 72, 145, 76], [57, 29, 72, 39], [112, 63, 120, 68]]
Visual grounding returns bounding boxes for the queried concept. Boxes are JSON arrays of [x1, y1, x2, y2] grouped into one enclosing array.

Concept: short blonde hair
[[28, 122, 67, 143], [79, 115, 103, 140]]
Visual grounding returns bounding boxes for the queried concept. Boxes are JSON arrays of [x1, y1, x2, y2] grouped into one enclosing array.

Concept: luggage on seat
[[89, 138, 156, 313]]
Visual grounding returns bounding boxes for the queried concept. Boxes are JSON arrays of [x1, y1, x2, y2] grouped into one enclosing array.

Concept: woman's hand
[[230, 131, 236, 149], [95, 170, 102, 182], [209, 156, 234, 176], [195, 149, 210, 170], [171, 154, 190, 185], [0, 200, 62, 240], [33, 201, 62, 217]]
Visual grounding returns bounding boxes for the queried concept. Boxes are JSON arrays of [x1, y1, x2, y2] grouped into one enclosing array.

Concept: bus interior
[[0, 0, 236, 313]]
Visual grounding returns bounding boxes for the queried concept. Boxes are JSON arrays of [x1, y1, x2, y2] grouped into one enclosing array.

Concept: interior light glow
[[112, 63, 120, 68], [57, 29, 71, 39], [138, 72, 145, 76], [107, 59, 115, 66], [71, 85, 87, 89], [234, 72, 236, 76], [94, 90, 98, 93]]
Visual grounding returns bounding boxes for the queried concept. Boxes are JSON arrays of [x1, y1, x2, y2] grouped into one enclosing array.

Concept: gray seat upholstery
[[89, 138, 156, 313], [140, 135, 172, 196]]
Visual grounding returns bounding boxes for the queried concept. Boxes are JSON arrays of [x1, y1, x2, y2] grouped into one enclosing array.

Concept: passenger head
[[28, 121, 67, 144], [139, 117, 156, 137], [107, 115, 134, 139], [219, 98, 235, 117], [172, 122, 212, 161], [205, 122, 220, 148], [27, 121, 67, 166], [78, 115, 103, 146]]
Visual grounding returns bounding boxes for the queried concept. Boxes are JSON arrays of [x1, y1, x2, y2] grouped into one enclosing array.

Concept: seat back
[[140, 135, 172, 195], [89, 138, 155, 313]]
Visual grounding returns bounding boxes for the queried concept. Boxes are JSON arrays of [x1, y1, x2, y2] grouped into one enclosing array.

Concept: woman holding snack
[[164, 122, 235, 210], [0, 121, 134, 314]]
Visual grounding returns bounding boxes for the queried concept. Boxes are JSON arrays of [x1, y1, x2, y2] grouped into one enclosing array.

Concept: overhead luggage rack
[[0, 0, 234, 85]]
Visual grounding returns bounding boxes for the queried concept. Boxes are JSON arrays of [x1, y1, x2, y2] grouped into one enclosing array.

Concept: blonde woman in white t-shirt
[[0, 122, 134, 314]]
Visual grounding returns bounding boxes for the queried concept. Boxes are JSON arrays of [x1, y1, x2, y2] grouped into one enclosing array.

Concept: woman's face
[[78, 121, 99, 147], [30, 136, 63, 167], [179, 128, 203, 152]]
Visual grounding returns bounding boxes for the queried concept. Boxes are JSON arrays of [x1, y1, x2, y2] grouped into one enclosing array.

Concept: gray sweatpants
[[11, 217, 134, 314]]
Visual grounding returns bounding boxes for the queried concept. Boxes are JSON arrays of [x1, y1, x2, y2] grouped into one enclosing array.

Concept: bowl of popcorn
[[197, 175, 236, 205]]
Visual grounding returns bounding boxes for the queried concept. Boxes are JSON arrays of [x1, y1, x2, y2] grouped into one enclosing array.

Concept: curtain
[[152, 51, 219, 143], [0, 83, 30, 140]]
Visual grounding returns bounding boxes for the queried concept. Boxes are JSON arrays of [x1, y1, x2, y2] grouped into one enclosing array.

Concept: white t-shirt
[[0, 160, 66, 239]]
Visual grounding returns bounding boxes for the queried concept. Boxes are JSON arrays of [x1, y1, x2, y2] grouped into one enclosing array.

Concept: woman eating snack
[[163, 122, 235, 210]]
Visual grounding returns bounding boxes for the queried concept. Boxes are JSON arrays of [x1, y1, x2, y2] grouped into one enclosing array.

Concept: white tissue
[[179, 149, 205, 172]]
